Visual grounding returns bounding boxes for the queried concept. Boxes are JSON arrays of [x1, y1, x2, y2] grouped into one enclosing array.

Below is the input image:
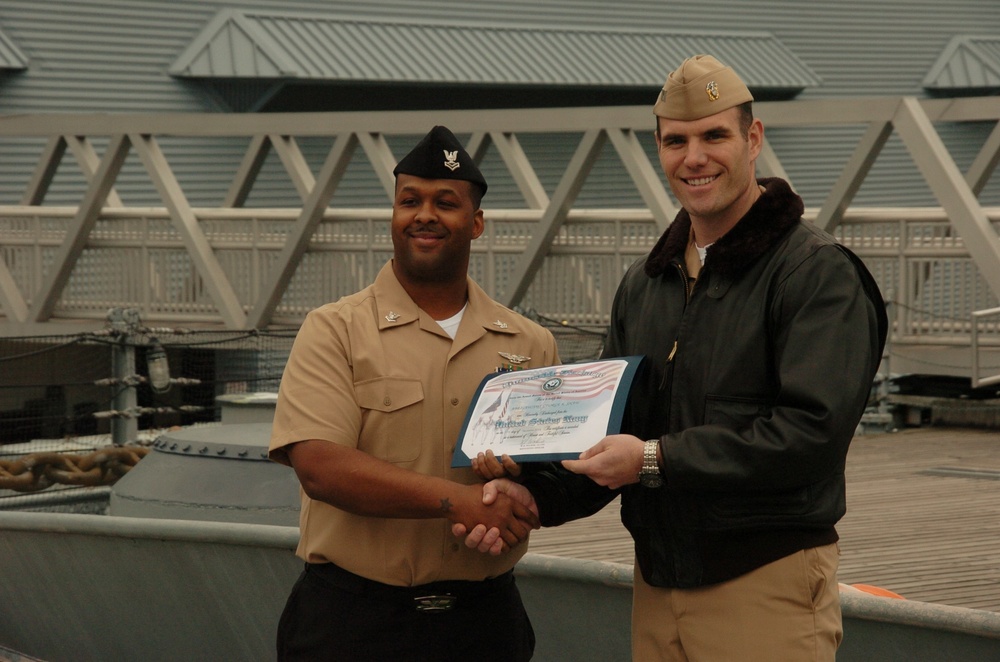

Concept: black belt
[[305, 562, 514, 613]]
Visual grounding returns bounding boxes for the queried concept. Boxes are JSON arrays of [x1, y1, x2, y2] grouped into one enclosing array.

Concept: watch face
[[639, 473, 664, 488]]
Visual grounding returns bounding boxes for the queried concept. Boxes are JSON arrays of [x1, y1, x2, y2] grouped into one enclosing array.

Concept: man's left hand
[[472, 450, 522, 480], [561, 434, 645, 489]]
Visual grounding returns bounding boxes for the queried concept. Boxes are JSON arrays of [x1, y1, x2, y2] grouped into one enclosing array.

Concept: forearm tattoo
[[439, 498, 453, 514]]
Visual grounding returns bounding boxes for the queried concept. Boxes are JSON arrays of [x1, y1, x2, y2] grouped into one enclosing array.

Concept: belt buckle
[[414, 594, 457, 612]]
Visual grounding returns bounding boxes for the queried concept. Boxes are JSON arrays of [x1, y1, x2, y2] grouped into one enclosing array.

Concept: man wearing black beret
[[269, 125, 559, 661]]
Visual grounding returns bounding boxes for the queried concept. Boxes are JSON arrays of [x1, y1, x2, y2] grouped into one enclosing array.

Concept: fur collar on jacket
[[644, 177, 804, 279]]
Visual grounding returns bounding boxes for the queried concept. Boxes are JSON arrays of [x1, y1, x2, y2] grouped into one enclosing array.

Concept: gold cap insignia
[[706, 80, 720, 101]]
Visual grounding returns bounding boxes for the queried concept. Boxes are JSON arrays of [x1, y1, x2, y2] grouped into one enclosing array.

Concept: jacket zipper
[[659, 261, 691, 391]]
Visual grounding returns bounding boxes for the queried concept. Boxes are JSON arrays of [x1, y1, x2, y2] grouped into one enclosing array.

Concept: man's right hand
[[447, 481, 539, 553], [452, 479, 538, 555]]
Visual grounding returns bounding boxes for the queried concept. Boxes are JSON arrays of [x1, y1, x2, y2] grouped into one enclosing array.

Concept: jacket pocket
[[705, 488, 812, 526], [702, 394, 770, 428], [705, 473, 847, 530], [354, 377, 423, 463]]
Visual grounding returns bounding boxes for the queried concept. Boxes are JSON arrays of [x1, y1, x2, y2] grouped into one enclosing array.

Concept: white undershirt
[[437, 303, 468, 339], [696, 243, 714, 265]]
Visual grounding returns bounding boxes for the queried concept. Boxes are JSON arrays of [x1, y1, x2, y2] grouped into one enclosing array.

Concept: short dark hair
[[468, 182, 485, 210], [735, 101, 754, 138]]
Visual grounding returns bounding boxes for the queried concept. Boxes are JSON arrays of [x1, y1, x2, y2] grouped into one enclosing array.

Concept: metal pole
[[971, 307, 1000, 389], [881, 300, 893, 418], [108, 308, 139, 445]]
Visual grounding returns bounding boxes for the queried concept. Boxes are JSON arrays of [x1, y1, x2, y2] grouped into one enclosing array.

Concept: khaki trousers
[[631, 543, 842, 662]]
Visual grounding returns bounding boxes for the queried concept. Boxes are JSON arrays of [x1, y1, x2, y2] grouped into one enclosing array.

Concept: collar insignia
[[492, 319, 508, 329], [498, 352, 530, 365], [385, 311, 400, 323], [443, 149, 460, 172], [706, 80, 720, 102]]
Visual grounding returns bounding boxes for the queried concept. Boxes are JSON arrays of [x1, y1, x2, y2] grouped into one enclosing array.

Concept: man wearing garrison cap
[[270, 125, 559, 661], [463, 56, 887, 660]]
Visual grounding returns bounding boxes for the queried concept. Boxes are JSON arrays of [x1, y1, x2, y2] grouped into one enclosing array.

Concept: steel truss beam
[[0, 96, 997, 330]]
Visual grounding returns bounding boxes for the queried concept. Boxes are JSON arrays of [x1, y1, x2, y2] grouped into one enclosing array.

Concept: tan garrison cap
[[653, 54, 754, 120]]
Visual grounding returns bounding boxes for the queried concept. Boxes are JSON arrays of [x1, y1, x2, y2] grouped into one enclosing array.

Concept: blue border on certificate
[[451, 355, 643, 467]]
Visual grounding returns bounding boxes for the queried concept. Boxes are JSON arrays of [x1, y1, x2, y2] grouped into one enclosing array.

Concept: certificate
[[451, 356, 642, 467]]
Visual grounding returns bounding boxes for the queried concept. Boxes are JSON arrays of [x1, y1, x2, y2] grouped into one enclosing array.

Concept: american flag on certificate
[[501, 362, 623, 400]]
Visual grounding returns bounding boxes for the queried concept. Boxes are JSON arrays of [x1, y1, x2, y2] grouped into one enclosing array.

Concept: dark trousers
[[277, 563, 535, 662]]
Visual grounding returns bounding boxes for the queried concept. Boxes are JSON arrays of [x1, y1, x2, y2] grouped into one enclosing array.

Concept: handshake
[[451, 434, 647, 555], [452, 476, 537, 556], [448, 450, 539, 556]]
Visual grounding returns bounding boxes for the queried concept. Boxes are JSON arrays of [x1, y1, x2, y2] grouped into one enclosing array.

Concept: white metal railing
[[2, 205, 999, 333], [972, 307, 1000, 388], [0, 97, 998, 382]]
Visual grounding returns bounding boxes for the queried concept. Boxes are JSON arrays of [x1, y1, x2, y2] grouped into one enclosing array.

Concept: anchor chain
[[0, 445, 150, 493]]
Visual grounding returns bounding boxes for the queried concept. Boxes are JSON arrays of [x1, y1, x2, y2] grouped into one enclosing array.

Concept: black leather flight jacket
[[524, 178, 887, 588]]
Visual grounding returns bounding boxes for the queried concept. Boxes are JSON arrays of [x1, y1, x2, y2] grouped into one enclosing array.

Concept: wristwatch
[[638, 439, 664, 488]]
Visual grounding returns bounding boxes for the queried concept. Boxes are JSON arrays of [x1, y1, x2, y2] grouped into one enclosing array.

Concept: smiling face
[[656, 105, 763, 240], [391, 173, 484, 288]]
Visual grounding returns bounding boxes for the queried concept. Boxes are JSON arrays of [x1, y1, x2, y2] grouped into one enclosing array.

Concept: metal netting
[[0, 316, 297, 511], [519, 309, 607, 363], [0, 309, 605, 510], [0, 327, 297, 447]]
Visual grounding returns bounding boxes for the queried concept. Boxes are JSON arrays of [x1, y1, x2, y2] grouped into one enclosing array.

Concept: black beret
[[392, 125, 487, 196]]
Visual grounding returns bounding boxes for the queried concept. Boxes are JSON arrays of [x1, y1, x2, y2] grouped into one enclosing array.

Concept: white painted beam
[[131, 133, 247, 328]]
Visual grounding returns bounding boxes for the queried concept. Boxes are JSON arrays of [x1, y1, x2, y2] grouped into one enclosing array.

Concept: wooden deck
[[527, 427, 1000, 613]]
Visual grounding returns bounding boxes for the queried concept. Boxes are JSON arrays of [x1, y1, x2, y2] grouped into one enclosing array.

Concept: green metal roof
[[169, 9, 821, 92], [0, 26, 28, 71], [924, 35, 1000, 91]]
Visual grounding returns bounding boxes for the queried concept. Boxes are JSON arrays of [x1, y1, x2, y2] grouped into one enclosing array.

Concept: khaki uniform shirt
[[270, 262, 560, 586]]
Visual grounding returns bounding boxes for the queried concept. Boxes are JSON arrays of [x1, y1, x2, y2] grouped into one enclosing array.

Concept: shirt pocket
[[354, 377, 424, 463]]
